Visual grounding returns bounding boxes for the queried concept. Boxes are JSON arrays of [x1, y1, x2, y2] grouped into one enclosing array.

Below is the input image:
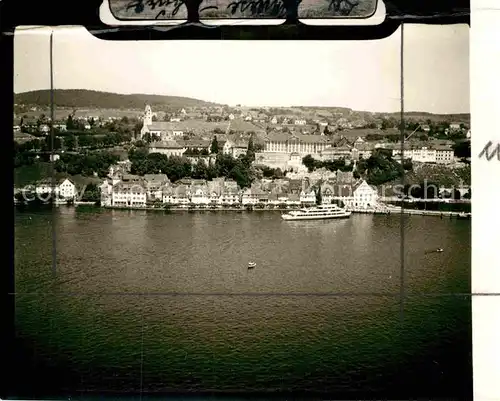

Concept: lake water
[[12, 207, 472, 399]]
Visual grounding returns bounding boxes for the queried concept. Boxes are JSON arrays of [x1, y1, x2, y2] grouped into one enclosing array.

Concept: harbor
[[94, 204, 471, 219]]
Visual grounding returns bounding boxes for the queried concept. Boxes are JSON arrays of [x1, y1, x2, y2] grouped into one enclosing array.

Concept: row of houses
[[14, 178, 79, 200], [99, 173, 380, 209]]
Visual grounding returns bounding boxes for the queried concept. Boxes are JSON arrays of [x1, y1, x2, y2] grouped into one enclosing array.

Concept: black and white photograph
[[107, 0, 378, 20], [13, 22, 471, 399]]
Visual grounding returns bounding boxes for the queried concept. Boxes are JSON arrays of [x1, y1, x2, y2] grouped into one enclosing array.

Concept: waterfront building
[[299, 189, 316, 205], [58, 178, 76, 199], [35, 178, 76, 200], [330, 179, 379, 209], [111, 181, 147, 207], [285, 193, 301, 206], [220, 187, 240, 205], [241, 188, 259, 205], [162, 184, 190, 205], [241, 187, 269, 205], [191, 185, 210, 205], [144, 174, 170, 200], [99, 179, 113, 206]]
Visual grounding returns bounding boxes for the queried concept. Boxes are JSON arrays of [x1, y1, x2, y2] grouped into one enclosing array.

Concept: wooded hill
[[14, 89, 222, 110]]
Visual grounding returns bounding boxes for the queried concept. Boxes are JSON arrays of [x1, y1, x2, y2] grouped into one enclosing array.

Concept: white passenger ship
[[281, 204, 352, 221]]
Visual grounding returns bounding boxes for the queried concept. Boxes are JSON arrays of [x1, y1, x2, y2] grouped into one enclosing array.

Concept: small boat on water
[[457, 212, 471, 220], [436, 248, 444, 253], [248, 262, 256, 269]]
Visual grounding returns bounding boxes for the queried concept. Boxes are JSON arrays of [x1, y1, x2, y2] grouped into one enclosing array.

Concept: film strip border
[[111, 0, 377, 20]]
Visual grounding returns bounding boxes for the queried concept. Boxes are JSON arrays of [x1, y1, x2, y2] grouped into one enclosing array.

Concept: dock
[[348, 206, 471, 219]]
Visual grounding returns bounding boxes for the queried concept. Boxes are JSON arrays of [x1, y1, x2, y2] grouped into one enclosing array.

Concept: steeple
[[144, 105, 153, 126]]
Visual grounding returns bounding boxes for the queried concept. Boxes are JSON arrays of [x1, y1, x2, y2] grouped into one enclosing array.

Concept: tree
[[452, 140, 471, 158], [302, 155, 316, 172], [273, 168, 284, 178], [210, 136, 219, 154], [66, 114, 76, 130], [315, 186, 322, 205], [64, 134, 77, 151], [402, 158, 413, 171], [453, 189, 462, 200], [246, 135, 256, 162], [81, 183, 100, 202], [192, 159, 208, 179]]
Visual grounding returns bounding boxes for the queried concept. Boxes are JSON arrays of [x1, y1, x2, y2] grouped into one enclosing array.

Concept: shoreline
[[100, 205, 471, 218], [15, 203, 471, 219]]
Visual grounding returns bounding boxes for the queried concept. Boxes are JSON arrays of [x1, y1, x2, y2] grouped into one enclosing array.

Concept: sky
[[14, 24, 469, 114]]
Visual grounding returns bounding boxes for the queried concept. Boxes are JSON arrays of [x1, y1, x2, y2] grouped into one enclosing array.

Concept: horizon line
[[14, 88, 471, 116]]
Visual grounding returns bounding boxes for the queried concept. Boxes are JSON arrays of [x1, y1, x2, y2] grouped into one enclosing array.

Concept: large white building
[[327, 179, 379, 209], [35, 178, 76, 200], [391, 142, 455, 164], [264, 132, 331, 155], [111, 180, 147, 207], [149, 141, 186, 157]]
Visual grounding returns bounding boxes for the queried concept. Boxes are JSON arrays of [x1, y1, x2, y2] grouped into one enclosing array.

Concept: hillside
[[385, 111, 470, 122], [14, 90, 222, 110]]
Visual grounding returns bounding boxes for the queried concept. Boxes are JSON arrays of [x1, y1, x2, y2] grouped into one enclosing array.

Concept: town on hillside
[[14, 97, 471, 211]]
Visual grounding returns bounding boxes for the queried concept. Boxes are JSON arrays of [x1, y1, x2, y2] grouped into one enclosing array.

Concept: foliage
[[81, 183, 100, 202], [259, 166, 284, 179], [54, 152, 120, 177], [128, 147, 256, 188], [302, 155, 353, 173], [246, 135, 255, 162], [355, 149, 408, 186], [14, 137, 64, 167], [452, 140, 471, 158], [184, 148, 209, 156], [315, 187, 322, 205], [210, 136, 219, 154]]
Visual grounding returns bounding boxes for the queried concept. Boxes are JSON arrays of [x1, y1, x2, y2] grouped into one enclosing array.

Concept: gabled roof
[[354, 142, 376, 151], [265, 132, 330, 144], [332, 184, 355, 197], [122, 174, 144, 182], [174, 185, 188, 197], [178, 139, 211, 148], [113, 182, 147, 193], [144, 174, 169, 184], [149, 140, 184, 149]]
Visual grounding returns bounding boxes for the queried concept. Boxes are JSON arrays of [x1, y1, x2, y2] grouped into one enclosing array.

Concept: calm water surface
[[13, 207, 472, 398]]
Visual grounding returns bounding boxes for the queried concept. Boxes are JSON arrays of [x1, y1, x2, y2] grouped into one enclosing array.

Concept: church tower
[[139, 105, 153, 140], [144, 105, 153, 126]]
